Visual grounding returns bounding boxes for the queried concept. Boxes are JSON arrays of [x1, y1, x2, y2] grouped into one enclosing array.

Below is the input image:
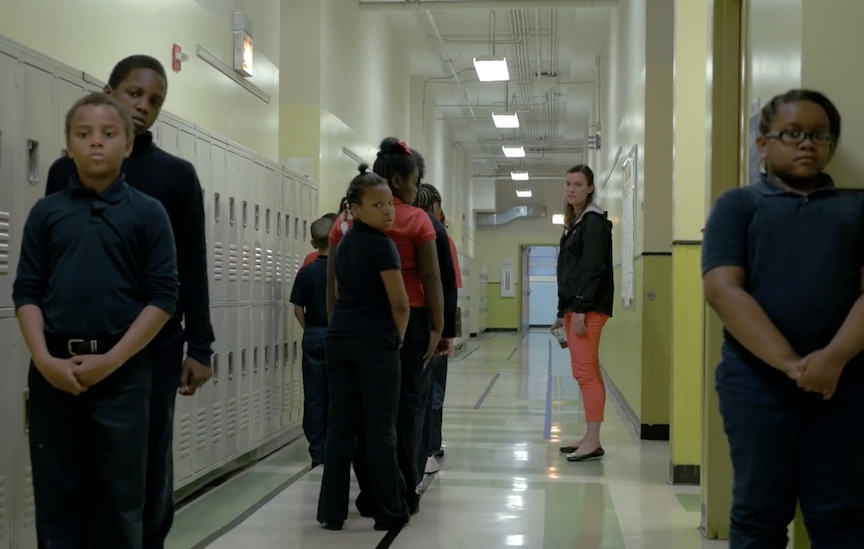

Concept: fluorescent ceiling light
[[502, 146, 525, 158], [516, 189, 532, 198], [552, 214, 565, 225], [492, 112, 520, 129], [511, 171, 529, 181], [474, 55, 510, 82]]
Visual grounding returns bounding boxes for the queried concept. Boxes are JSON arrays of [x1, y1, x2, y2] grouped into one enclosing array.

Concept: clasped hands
[[35, 353, 121, 396], [783, 347, 847, 400]]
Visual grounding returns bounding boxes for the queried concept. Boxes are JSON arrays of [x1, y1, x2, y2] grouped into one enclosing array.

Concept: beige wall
[[0, 0, 281, 160]]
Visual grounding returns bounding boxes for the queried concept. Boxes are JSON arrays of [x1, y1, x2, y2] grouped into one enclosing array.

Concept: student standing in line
[[13, 93, 179, 549], [702, 89, 864, 548], [552, 165, 614, 462], [414, 182, 462, 476], [327, 138, 444, 516], [302, 212, 338, 267], [317, 165, 411, 532], [44, 55, 214, 549], [290, 215, 335, 466]]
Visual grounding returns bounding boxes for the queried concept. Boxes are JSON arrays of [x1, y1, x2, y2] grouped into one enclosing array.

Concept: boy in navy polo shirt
[[290, 215, 334, 465], [13, 93, 179, 549], [703, 89, 864, 547]]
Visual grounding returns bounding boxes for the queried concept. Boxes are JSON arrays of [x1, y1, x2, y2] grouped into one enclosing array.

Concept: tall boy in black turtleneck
[[44, 55, 214, 549]]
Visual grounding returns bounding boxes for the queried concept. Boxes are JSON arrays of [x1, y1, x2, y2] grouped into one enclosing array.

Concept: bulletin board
[[621, 146, 638, 310]]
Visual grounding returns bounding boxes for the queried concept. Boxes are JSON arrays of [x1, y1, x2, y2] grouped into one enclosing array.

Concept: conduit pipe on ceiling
[[359, 1, 618, 10]]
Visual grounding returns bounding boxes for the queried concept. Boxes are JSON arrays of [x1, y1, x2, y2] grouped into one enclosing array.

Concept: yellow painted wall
[[670, 244, 703, 465], [600, 256, 672, 425], [0, 0, 281, 161]]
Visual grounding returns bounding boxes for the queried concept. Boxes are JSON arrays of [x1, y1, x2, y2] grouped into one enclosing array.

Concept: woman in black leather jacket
[[551, 164, 614, 462]]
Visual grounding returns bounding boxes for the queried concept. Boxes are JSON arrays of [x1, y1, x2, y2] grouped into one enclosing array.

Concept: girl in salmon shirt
[[326, 137, 444, 516]]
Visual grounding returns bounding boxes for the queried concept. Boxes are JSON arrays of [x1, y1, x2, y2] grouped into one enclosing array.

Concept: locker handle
[[265, 345, 270, 370], [213, 354, 219, 384], [253, 346, 259, 374], [241, 348, 247, 376], [24, 388, 30, 433], [27, 139, 40, 185], [228, 351, 235, 380], [292, 341, 298, 363]]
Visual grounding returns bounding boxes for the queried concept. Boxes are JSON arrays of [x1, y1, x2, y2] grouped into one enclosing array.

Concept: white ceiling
[[379, 1, 612, 176]]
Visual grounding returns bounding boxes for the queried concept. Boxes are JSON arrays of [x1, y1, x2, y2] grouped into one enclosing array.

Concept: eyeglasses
[[764, 130, 834, 146]]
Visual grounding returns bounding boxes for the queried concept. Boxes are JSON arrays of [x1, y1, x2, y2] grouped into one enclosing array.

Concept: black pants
[[317, 336, 408, 527], [354, 308, 429, 513], [427, 355, 449, 456], [302, 326, 329, 462], [716, 348, 864, 549], [415, 356, 437, 481], [29, 349, 151, 549], [142, 321, 185, 549]]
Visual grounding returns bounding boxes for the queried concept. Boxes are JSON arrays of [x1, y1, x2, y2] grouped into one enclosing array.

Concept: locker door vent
[[179, 413, 192, 459], [213, 242, 224, 280], [253, 388, 262, 427], [228, 245, 239, 281], [195, 407, 208, 451], [254, 247, 263, 282], [23, 466, 35, 527], [275, 251, 283, 283], [226, 398, 237, 438], [265, 249, 274, 283], [212, 402, 223, 443], [0, 211, 10, 274], [241, 246, 251, 281], [240, 393, 250, 431]]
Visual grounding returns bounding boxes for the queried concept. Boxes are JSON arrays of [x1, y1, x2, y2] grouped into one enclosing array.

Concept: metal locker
[[55, 73, 88, 158], [237, 306, 252, 452], [239, 157, 254, 304], [262, 306, 275, 437], [280, 305, 292, 428], [225, 151, 240, 303], [282, 174, 294, 288], [301, 183, 309, 247], [0, 318, 19, 549], [263, 168, 277, 305], [272, 317, 283, 434], [172, 383, 193, 484], [252, 164, 265, 305], [21, 60, 56, 221], [210, 144, 228, 305], [13, 331, 36, 549], [206, 307, 226, 469], [292, 178, 302, 282], [249, 305, 263, 445], [158, 121, 179, 156], [0, 51, 20, 312], [223, 307, 239, 460]]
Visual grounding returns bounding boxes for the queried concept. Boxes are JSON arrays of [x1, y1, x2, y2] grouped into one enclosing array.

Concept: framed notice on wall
[[500, 268, 516, 298], [621, 145, 637, 310]]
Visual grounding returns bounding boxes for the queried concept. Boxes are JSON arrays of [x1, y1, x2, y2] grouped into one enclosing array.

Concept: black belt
[[46, 335, 120, 356]]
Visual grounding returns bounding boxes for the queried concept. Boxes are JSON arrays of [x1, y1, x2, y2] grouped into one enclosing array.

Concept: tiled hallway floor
[[166, 330, 729, 549]]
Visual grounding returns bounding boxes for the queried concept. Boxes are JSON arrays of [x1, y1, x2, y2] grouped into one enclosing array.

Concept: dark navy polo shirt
[[12, 174, 179, 340], [328, 220, 402, 341], [702, 174, 864, 360], [289, 255, 329, 328]]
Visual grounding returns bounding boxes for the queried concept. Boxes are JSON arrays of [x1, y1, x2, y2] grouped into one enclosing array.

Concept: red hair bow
[[397, 141, 411, 155]]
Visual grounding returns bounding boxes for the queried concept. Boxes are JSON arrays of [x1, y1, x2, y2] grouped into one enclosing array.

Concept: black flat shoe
[[321, 521, 344, 531], [374, 514, 410, 531], [559, 444, 580, 454], [566, 447, 605, 462]]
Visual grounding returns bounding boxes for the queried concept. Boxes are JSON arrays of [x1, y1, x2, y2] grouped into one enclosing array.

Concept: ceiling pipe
[[359, 1, 618, 10]]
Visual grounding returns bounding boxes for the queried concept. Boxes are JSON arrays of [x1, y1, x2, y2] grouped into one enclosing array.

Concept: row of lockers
[[0, 36, 317, 549]]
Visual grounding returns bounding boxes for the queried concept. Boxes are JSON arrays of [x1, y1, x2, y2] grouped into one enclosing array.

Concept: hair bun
[[358, 163, 370, 175]]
